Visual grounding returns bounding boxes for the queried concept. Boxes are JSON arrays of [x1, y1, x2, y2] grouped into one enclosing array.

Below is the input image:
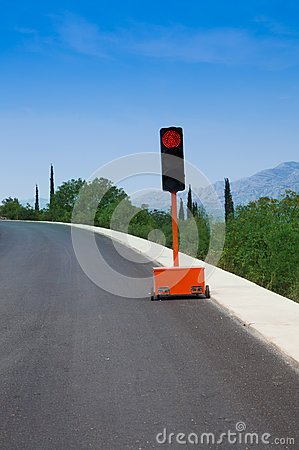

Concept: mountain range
[[132, 161, 299, 211]]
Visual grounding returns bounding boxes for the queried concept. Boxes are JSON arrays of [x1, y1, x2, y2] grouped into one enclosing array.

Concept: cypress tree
[[187, 185, 192, 219], [35, 184, 39, 212], [50, 164, 55, 206], [224, 178, 234, 222], [178, 197, 185, 221], [192, 201, 198, 217]]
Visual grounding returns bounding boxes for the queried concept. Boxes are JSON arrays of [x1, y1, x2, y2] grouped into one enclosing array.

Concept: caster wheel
[[205, 285, 210, 299], [150, 290, 155, 301]]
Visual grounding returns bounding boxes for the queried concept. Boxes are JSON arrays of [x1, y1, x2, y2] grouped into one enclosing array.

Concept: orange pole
[[171, 191, 179, 267]]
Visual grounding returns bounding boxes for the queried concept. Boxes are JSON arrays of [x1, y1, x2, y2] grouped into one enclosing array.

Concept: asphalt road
[[0, 221, 298, 450]]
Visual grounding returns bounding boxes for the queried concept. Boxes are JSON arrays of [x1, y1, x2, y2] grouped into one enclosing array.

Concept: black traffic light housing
[[160, 126, 185, 192]]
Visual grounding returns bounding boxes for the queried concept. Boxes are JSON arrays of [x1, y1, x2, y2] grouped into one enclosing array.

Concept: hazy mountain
[[222, 161, 299, 205], [132, 161, 299, 211]]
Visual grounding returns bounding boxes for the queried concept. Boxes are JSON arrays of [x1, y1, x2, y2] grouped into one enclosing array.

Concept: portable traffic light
[[151, 126, 210, 301], [160, 127, 185, 192]]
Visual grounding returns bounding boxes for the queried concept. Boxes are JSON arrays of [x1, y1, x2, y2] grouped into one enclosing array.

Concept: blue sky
[[1, 0, 299, 200]]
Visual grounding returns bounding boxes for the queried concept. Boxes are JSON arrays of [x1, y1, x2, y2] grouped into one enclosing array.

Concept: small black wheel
[[150, 290, 156, 301], [205, 285, 210, 299]]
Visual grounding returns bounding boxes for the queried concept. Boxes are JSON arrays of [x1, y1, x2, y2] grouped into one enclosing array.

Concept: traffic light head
[[160, 127, 185, 192]]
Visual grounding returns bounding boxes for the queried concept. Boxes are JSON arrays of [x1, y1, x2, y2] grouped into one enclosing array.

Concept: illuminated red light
[[162, 130, 181, 148]]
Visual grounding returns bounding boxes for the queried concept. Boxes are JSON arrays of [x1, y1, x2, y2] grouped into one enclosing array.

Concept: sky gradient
[[1, 0, 299, 201]]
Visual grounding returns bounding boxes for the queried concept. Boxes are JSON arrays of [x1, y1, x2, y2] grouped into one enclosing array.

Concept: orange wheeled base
[[151, 266, 210, 301]]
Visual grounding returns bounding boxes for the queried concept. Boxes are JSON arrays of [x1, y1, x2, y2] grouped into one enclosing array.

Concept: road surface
[[0, 221, 298, 449]]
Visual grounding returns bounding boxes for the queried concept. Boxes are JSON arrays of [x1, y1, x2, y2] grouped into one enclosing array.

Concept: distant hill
[[132, 161, 299, 211], [217, 161, 299, 206]]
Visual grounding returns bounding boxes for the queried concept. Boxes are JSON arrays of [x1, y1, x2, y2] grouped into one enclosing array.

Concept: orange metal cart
[[151, 192, 210, 301]]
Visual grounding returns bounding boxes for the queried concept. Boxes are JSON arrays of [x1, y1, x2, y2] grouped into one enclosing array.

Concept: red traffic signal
[[162, 130, 182, 148], [160, 127, 185, 192]]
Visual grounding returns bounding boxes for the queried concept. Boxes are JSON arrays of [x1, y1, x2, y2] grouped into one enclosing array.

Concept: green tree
[[71, 177, 129, 228], [50, 164, 55, 208], [224, 178, 234, 222], [0, 198, 36, 220], [192, 201, 198, 216], [178, 198, 185, 221], [178, 200, 210, 260], [0, 198, 23, 219], [220, 191, 299, 302], [187, 185, 192, 219], [21, 203, 37, 220], [196, 204, 210, 259], [128, 206, 155, 239], [50, 178, 86, 222], [35, 184, 39, 213]]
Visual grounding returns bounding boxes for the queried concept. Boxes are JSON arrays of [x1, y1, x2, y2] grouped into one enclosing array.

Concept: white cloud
[[123, 24, 299, 69], [128, 27, 253, 64], [16, 13, 299, 69], [54, 13, 115, 57], [253, 16, 296, 37]]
